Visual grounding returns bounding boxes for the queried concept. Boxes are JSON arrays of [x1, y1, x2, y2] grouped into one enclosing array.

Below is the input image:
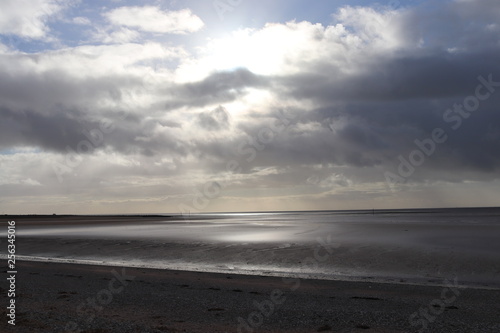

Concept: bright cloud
[[176, 6, 418, 82], [105, 6, 204, 34], [0, 0, 66, 39]]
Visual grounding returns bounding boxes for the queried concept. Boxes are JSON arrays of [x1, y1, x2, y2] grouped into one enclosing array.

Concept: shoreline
[[5, 233, 500, 291], [3, 213, 500, 292], [4, 255, 500, 291], [2, 260, 500, 332]]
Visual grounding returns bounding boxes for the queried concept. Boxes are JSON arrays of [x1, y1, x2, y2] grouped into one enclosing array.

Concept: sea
[[2, 207, 500, 289]]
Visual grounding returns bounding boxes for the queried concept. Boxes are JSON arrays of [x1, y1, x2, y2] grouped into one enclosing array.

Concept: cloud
[[0, 41, 187, 112], [168, 68, 269, 109], [105, 6, 204, 34], [333, 5, 414, 51], [0, 0, 66, 39], [72, 16, 91, 25], [198, 106, 231, 131], [1, 0, 500, 213], [93, 27, 141, 44]]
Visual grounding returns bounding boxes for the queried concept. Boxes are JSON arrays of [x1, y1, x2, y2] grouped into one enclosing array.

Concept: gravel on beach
[[2, 261, 499, 333]]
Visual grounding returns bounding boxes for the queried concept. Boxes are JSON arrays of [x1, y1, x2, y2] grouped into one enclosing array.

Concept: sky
[[0, 0, 499, 214]]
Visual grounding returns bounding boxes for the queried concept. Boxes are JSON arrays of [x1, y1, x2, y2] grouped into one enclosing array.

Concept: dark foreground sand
[[2, 261, 499, 333]]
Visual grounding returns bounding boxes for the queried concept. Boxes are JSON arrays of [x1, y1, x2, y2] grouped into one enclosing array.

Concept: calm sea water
[[3, 207, 500, 288]]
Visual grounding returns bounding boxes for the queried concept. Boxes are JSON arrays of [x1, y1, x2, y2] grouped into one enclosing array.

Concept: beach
[[3, 1, 500, 332], [4, 210, 500, 288], [1, 260, 500, 332], [1, 210, 500, 332]]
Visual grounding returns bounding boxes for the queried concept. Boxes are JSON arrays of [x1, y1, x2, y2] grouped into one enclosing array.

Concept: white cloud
[[105, 6, 204, 34], [175, 6, 416, 82], [334, 6, 411, 51], [0, 42, 187, 115], [0, 0, 66, 39], [0, 42, 8, 53], [93, 27, 141, 44], [6, 42, 184, 76], [72, 16, 91, 25], [176, 22, 341, 81]]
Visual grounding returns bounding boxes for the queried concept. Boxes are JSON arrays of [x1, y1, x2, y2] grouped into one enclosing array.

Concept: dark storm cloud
[[0, 67, 265, 157], [0, 59, 141, 115], [253, 0, 500, 182], [164, 68, 269, 110], [195, 85, 500, 185], [184, 68, 266, 97], [172, 92, 500, 185], [247, 93, 500, 182], [0, 107, 95, 151], [0, 106, 189, 158], [198, 105, 230, 130], [278, 50, 500, 103]]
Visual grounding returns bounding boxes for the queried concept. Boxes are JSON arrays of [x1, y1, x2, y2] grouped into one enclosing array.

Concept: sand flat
[[2, 213, 500, 289]]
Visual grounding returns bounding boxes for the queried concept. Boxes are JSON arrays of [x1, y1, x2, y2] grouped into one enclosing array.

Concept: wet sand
[[2, 260, 499, 333], [3, 214, 500, 289]]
